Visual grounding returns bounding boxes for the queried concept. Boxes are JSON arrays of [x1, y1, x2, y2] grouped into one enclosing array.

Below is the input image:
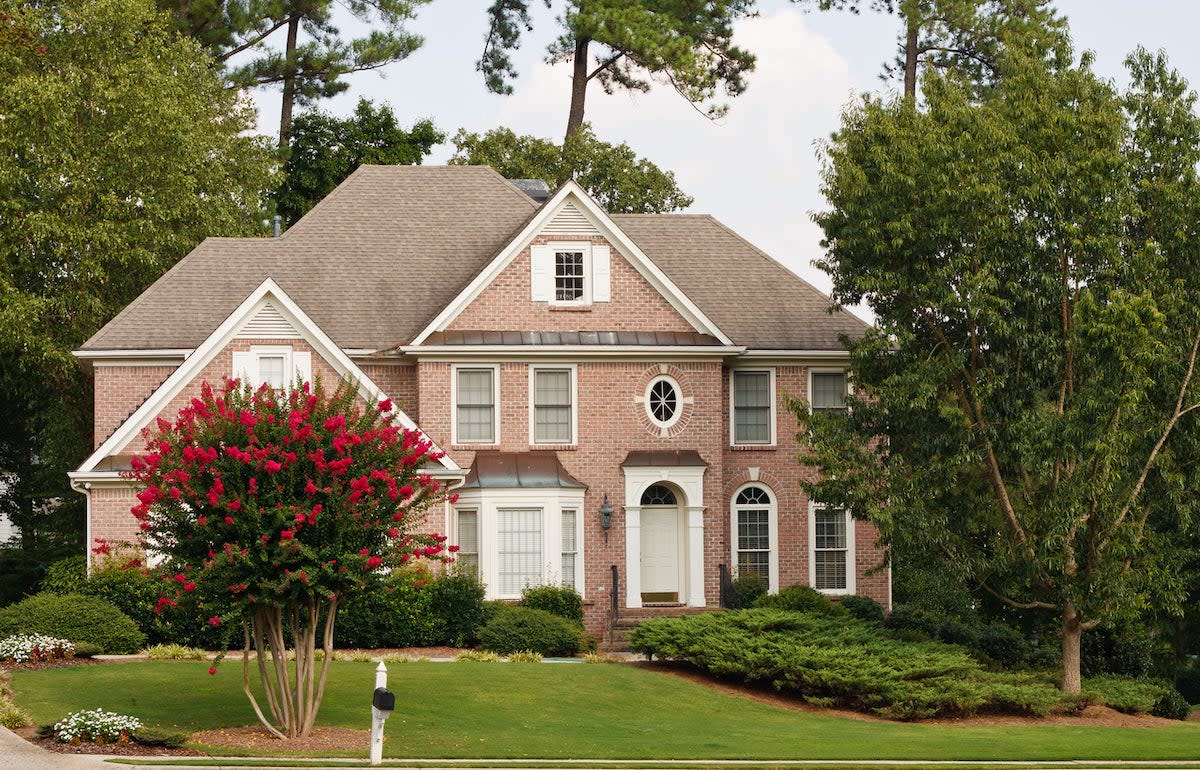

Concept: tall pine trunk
[[564, 36, 590, 142], [278, 15, 300, 148], [903, 16, 919, 99]]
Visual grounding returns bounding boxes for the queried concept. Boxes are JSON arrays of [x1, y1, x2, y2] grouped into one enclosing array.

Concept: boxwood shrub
[[724, 574, 767, 609], [753, 584, 850, 618], [478, 605, 588, 656], [520, 584, 583, 624], [336, 566, 487, 648], [840, 595, 884, 624], [0, 593, 145, 654]]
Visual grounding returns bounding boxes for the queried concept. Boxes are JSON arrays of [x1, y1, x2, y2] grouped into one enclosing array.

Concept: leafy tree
[[803, 48, 1200, 692], [0, 0, 275, 571], [156, 0, 429, 145], [479, 1, 756, 140], [449, 125, 693, 213], [131, 379, 455, 738], [794, 0, 1068, 98], [275, 99, 443, 225]]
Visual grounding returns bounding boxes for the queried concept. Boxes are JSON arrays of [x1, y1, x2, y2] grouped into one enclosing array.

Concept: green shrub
[[1176, 663, 1200, 705], [506, 650, 544, 663], [520, 584, 584, 624], [1082, 625, 1156, 679], [1153, 686, 1192, 720], [40, 556, 87, 595], [456, 650, 501, 662], [840, 595, 884, 624], [72, 642, 102, 658], [974, 623, 1029, 668], [882, 604, 1030, 669], [133, 726, 189, 748], [724, 573, 767, 609], [428, 569, 487, 646], [0, 700, 31, 729], [883, 603, 940, 637], [753, 584, 850, 618], [478, 606, 587, 657], [0, 593, 145, 654], [144, 643, 206, 660], [629, 608, 1076, 720], [335, 566, 437, 648]]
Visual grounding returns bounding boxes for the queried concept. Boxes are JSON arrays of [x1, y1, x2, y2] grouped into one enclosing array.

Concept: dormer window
[[555, 250, 585, 301], [231, 345, 311, 391], [530, 241, 611, 304]]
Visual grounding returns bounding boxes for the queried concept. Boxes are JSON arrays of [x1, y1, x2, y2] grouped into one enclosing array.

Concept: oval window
[[646, 376, 681, 428]]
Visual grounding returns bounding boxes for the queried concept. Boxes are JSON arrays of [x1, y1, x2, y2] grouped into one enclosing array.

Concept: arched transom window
[[641, 484, 677, 506]]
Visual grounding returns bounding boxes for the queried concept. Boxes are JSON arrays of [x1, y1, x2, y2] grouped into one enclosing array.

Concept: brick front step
[[602, 605, 721, 652]]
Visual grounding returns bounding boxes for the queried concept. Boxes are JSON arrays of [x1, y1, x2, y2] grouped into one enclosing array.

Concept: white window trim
[[729, 368, 776, 446], [453, 488, 586, 601], [549, 241, 592, 306], [235, 345, 312, 391], [452, 507, 480, 577], [729, 483, 779, 593], [645, 374, 684, 430], [808, 503, 856, 596], [452, 364, 500, 446], [528, 364, 578, 445], [808, 367, 852, 413]]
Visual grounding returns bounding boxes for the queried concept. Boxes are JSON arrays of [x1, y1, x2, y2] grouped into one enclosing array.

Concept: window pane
[[457, 510, 478, 578], [457, 369, 494, 443], [734, 371, 770, 443], [561, 509, 577, 589], [648, 379, 678, 425], [259, 355, 286, 389], [812, 372, 847, 411], [498, 508, 542, 595], [813, 507, 848, 591], [555, 251, 584, 301], [814, 551, 847, 590], [738, 509, 769, 550], [534, 369, 572, 443], [738, 551, 769, 580], [815, 509, 847, 549]]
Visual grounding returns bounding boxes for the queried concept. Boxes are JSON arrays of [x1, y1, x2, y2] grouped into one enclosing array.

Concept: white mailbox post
[[370, 662, 394, 765]]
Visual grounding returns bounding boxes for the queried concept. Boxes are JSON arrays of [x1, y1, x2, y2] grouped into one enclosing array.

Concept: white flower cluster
[[53, 709, 142, 744], [0, 634, 74, 664]]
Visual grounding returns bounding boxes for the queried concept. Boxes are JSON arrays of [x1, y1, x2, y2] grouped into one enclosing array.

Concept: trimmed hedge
[[0, 593, 145, 654], [335, 566, 486, 649], [520, 584, 583, 624], [629, 608, 1076, 720], [478, 605, 588, 657]]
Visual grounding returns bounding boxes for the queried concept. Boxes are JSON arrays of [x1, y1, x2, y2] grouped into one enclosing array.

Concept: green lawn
[[10, 660, 1200, 760]]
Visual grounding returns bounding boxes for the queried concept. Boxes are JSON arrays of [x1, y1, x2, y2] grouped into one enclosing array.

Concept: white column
[[686, 506, 706, 607], [625, 506, 642, 608]]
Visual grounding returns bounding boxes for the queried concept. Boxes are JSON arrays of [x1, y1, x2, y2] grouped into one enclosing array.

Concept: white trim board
[[408, 181, 732, 347], [75, 278, 459, 474]]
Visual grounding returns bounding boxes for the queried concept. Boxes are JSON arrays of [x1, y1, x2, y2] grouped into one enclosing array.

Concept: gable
[[410, 182, 732, 347], [447, 234, 696, 334], [75, 279, 460, 475]]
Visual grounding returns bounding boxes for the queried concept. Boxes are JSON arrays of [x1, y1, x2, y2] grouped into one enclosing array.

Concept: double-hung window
[[811, 371, 848, 413], [732, 370, 773, 444], [456, 510, 479, 578], [560, 509, 578, 589], [530, 241, 610, 303], [811, 505, 854, 593], [455, 366, 497, 444], [531, 367, 574, 444], [232, 345, 311, 392], [555, 249, 585, 301], [734, 486, 772, 582]]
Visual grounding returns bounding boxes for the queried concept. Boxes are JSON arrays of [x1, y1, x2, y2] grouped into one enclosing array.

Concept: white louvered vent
[[542, 201, 599, 236], [237, 302, 302, 339]]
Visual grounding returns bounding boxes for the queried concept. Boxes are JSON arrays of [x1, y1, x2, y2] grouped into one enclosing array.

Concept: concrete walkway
[[0, 726, 111, 769]]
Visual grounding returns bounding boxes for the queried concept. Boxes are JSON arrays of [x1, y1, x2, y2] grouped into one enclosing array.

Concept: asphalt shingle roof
[[82, 165, 865, 352]]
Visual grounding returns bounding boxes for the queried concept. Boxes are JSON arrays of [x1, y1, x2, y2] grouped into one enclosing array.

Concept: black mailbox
[[373, 687, 395, 712]]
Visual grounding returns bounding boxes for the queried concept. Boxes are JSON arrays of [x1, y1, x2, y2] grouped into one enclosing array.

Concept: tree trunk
[[1060, 604, 1083, 693], [564, 36, 590, 143], [278, 15, 300, 148], [903, 16, 919, 100]]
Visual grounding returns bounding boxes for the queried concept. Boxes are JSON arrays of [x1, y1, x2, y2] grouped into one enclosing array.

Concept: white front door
[[641, 505, 680, 601]]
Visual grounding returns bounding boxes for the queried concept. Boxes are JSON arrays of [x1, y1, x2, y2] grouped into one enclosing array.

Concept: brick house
[[69, 165, 889, 638]]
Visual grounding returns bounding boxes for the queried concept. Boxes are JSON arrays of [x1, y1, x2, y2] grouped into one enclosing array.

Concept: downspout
[[68, 477, 92, 575]]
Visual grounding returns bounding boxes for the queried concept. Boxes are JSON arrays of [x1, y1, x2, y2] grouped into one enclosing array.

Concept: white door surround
[[622, 460, 707, 609]]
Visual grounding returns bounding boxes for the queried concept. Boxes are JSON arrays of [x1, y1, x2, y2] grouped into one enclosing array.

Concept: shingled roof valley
[[82, 165, 866, 352]]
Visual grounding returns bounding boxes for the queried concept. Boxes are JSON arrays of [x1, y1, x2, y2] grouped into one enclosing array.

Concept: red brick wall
[[447, 235, 695, 333], [93, 364, 177, 449]]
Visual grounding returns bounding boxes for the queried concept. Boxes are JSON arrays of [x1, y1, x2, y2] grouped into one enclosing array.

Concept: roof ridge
[[698, 215, 870, 332]]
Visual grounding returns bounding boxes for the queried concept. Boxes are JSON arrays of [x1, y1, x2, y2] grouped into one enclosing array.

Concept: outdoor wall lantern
[[599, 493, 614, 543]]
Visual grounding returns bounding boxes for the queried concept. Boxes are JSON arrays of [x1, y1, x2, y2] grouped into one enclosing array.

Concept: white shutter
[[530, 244, 551, 302], [231, 351, 253, 384], [592, 244, 611, 302], [292, 351, 312, 388]]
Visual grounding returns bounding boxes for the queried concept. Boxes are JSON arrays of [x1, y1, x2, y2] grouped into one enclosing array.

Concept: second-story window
[[555, 249, 585, 301], [531, 367, 573, 444], [811, 371, 849, 413], [455, 366, 497, 444], [732, 370, 773, 444]]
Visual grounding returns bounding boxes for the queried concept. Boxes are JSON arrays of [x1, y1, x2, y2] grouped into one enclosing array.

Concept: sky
[[246, 1, 1200, 319]]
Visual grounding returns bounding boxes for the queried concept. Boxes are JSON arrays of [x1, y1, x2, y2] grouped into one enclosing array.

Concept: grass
[[8, 660, 1200, 760]]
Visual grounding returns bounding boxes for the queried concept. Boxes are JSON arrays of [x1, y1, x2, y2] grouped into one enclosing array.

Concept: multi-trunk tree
[[131, 379, 455, 738], [479, 1, 756, 141], [804, 47, 1200, 692]]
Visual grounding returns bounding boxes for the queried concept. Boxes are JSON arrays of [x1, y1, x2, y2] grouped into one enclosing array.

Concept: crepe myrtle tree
[[127, 378, 458, 739]]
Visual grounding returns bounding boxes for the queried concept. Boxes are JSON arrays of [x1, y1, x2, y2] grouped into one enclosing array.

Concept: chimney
[[510, 179, 551, 204]]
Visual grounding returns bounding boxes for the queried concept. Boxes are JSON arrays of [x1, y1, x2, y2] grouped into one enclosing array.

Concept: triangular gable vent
[[237, 301, 301, 339], [542, 201, 599, 236]]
